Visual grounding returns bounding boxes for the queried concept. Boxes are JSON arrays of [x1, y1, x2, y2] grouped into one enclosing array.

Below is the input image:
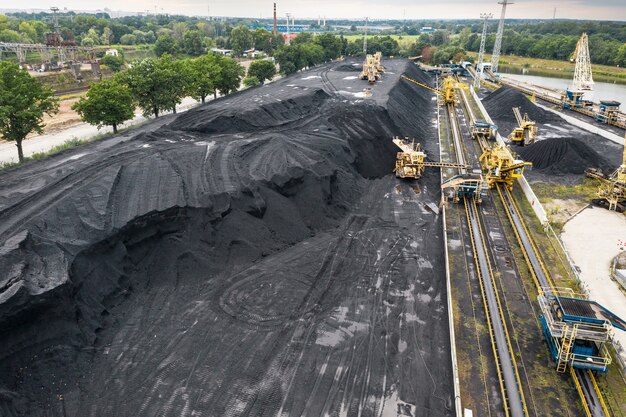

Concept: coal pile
[[483, 86, 561, 125], [517, 137, 611, 175], [0, 60, 453, 416], [334, 63, 362, 72]]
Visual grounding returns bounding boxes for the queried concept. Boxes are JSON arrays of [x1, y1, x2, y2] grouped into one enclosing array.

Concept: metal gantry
[[0, 42, 94, 65], [571, 32, 594, 92], [491, 0, 513, 73], [475, 12, 493, 88]]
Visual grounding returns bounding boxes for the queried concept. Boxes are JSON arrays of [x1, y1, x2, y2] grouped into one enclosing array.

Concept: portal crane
[[393, 137, 469, 179], [564, 33, 593, 109], [586, 133, 626, 212], [508, 107, 537, 146]]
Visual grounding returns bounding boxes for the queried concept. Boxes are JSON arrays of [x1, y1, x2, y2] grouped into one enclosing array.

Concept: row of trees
[[0, 53, 260, 162]]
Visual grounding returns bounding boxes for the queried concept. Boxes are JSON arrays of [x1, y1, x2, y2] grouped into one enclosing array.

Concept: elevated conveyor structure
[[456, 75, 618, 417], [443, 78, 528, 417]]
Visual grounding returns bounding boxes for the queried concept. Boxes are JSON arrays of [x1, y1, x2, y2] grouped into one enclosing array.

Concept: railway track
[[445, 99, 529, 417], [454, 78, 611, 417]]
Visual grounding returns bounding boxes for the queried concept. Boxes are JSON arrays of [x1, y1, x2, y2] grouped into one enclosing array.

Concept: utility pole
[[491, 0, 513, 73], [475, 13, 493, 88], [363, 17, 368, 55], [285, 13, 291, 45]]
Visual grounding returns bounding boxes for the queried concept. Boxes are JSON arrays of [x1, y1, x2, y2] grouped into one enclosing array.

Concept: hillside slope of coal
[[0, 60, 453, 416]]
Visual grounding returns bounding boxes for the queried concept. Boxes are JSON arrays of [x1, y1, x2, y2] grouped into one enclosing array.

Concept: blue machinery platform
[[539, 287, 626, 373]]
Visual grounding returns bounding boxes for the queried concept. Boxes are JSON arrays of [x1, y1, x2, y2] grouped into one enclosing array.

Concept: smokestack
[[273, 3, 277, 35]]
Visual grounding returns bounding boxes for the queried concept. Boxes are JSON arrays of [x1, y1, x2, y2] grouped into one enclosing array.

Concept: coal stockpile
[[483, 86, 561, 125], [334, 62, 362, 72], [517, 137, 611, 175], [0, 60, 453, 416]]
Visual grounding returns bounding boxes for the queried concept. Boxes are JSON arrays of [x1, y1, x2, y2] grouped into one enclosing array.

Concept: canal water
[[497, 71, 626, 106]]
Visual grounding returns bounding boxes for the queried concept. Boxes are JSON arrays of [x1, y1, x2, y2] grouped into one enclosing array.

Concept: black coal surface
[[483, 86, 561, 125], [517, 137, 611, 175], [334, 63, 362, 72], [0, 60, 453, 416]]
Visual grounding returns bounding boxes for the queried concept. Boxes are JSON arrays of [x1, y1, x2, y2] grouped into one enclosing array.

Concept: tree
[[243, 76, 259, 88], [172, 22, 188, 41], [0, 62, 58, 162], [214, 56, 245, 96], [247, 60, 276, 84], [189, 54, 220, 103], [292, 32, 314, 45], [301, 43, 325, 68], [154, 34, 179, 57], [350, 25, 357, 32], [229, 25, 253, 56], [314, 33, 342, 61], [183, 30, 205, 56], [120, 33, 137, 45], [118, 55, 190, 118], [72, 79, 134, 134], [101, 53, 125, 72], [253, 28, 272, 53], [274, 44, 306, 75]]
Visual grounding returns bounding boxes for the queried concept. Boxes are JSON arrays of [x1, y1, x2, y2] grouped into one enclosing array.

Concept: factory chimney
[[273, 3, 277, 35]]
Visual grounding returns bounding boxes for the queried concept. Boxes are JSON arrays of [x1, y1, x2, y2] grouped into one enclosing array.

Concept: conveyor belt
[[447, 99, 528, 417]]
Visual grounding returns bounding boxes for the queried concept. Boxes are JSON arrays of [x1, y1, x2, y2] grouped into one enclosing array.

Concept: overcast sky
[[14, 0, 626, 21]]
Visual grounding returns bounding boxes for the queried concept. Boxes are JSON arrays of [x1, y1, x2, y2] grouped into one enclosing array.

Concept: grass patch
[[0, 137, 89, 171], [467, 52, 626, 83], [531, 178, 598, 203], [58, 91, 88, 101], [342, 34, 420, 47]]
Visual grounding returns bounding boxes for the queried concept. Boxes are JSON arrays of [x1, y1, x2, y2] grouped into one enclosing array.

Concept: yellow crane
[[374, 51, 385, 73], [393, 137, 469, 179], [479, 144, 532, 189], [360, 54, 380, 84], [508, 107, 537, 146], [400, 74, 463, 106], [586, 133, 626, 212]]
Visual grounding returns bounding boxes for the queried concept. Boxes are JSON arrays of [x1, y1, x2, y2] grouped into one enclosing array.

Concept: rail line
[[445, 95, 529, 417], [456, 79, 610, 417]]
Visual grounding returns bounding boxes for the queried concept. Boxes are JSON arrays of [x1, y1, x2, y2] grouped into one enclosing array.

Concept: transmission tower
[[491, 0, 513, 73], [475, 13, 493, 88], [50, 6, 60, 34], [363, 17, 368, 55], [571, 32, 594, 91]]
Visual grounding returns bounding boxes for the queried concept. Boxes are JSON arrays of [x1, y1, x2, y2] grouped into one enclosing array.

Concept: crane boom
[[513, 107, 523, 126], [571, 33, 594, 91], [401, 75, 444, 95]]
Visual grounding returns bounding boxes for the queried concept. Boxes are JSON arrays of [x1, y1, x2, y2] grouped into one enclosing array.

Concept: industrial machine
[[360, 54, 380, 84], [564, 33, 593, 109], [595, 100, 621, 125], [393, 137, 468, 179], [586, 133, 626, 212], [373, 51, 384, 73], [538, 287, 626, 373], [479, 144, 532, 189], [401, 75, 462, 106], [508, 107, 537, 146], [470, 120, 496, 141], [441, 174, 487, 203]]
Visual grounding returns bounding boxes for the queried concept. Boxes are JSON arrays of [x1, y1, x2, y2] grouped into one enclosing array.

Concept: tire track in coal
[[275, 216, 371, 416], [320, 66, 338, 96]]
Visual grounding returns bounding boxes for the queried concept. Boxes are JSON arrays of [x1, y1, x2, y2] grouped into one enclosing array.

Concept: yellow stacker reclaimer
[[586, 133, 626, 212]]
